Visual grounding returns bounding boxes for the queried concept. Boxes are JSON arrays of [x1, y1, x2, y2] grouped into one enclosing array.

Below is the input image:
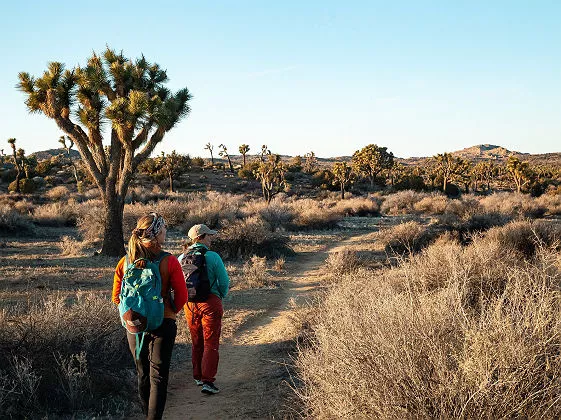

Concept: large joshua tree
[[18, 48, 192, 256]]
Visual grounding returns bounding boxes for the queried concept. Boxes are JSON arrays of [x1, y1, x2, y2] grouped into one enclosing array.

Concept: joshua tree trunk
[[168, 171, 174, 193], [102, 194, 126, 256], [341, 184, 345, 200]]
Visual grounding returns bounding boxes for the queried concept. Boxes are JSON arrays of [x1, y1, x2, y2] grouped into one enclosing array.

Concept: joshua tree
[[303, 151, 318, 174], [155, 150, 191, 193], [7, 138, 22, 192], [0, 149, 5, 165], [260, 144, 269, 162], [254, 153, 287, 203], [506, 156, 531, 193], [239, 144, 250, 166], [18, 48, 192, 256], [332, 162, 354, 200], [205, 142, 215, 166], [218, 144, 234, 173], [351, 144, 394, 189], [58, 135, 80, 185], [433, 153, 467, 193]]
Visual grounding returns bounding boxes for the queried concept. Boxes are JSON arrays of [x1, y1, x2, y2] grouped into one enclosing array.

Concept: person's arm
[[168, 255, 188, 311], [208, 252, 230, 298], [111, 257, 126, 304]]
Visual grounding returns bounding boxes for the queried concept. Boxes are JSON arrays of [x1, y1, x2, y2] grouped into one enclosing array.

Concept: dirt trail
[[138, 228, 376, 419]]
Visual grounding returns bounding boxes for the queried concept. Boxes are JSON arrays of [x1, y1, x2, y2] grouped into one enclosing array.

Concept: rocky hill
[[30, 148, 81, 161]]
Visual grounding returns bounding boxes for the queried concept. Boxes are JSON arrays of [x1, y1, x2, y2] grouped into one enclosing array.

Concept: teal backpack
[[118, 251, 169, 359]]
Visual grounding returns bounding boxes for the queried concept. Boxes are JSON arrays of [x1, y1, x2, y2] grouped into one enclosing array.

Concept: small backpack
[[118, 251, 169, 359], [180, 248, 213, 302]]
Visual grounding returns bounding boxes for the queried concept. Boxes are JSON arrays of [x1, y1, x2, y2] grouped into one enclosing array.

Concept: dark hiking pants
[[127, 318, 177, 420]]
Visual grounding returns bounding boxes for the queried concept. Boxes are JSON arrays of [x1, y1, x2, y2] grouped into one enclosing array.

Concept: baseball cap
[[188, 224, 218, 240]]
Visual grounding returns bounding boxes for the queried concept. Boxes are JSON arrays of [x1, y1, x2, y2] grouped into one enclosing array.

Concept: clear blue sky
[[1, 1, 559, 158]]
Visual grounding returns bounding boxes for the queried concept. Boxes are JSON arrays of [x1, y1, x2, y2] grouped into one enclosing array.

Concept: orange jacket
[[112, 254, 188, 320]]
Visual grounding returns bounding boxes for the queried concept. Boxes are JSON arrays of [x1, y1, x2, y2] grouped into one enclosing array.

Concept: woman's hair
[[128, 213, 165, 262]]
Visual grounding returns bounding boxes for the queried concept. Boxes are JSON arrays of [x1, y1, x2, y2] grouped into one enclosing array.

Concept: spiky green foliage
[[17, 47, 192, 255], [254, 154, 287, 203], [218, 144, 234, 173], [351, 144, 394, 189], [506, 156, 532, 193], [239, 144, 250, 166], [332, 162, 355, 199]]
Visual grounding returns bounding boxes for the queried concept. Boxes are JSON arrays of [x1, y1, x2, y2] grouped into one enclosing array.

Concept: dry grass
[[0, 292, 131, 417], [45, 185, 71, 201], [0, 205, 35, 235], [296, 220, 561, 418]]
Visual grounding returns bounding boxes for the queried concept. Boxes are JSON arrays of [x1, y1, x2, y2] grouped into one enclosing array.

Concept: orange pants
[[185, 294, 223, 383]]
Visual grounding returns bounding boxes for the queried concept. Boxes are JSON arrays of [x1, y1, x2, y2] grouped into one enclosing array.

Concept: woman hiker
[[180, 224, 230, 395], [112, 213, 188, 419]]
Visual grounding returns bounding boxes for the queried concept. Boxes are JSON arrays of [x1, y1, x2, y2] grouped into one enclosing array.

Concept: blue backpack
[[118, 251, 169, 359]]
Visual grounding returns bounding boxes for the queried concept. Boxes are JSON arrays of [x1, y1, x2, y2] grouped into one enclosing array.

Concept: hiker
[[179, 224, 230, 395], [112, 213, 188, 420]]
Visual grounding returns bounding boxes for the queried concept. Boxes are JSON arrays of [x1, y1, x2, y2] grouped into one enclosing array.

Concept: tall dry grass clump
[[0, 205, 35, 235], [479, 192, 547, 218], [0, 293, 131, 417], [45, 185, 71, 201], [296, 220, 561, 418]]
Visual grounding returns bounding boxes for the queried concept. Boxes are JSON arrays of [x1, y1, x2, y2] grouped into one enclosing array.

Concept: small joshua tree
[[332, 162, 354, 200], [303, 151, 318, 174], [254, 153, 287, 203], [239, 144, 250, 167], [506, 156, 531, 193], [58, 135, 80, 186], [260, 144, 269, 162], [218, 144, 234, 173], [7, 138, 22, 192], [205, 142, 215, 166], [155, 150, 191, 193], [352, 144, 394, 189]]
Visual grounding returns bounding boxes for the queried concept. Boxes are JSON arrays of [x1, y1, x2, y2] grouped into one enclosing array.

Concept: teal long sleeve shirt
[[181, 243, 230, 299]]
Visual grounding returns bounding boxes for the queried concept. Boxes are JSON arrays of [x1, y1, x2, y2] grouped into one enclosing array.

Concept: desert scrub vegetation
[[0, 293, 132, 417], [296, 220, 561, 418], [0, 205, 35, 235]]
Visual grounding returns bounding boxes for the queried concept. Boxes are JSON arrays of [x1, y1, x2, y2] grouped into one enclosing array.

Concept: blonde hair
[[128, 213, 163, 262]]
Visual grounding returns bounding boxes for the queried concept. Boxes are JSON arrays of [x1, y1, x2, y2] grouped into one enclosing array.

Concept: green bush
[[8, 178, 36, 193]]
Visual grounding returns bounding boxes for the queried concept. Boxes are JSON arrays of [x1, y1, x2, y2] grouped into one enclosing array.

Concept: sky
[[0, 1, 559, 159]]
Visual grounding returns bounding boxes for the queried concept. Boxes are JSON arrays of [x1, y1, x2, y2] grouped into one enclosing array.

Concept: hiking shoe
[[201, 382, 219, 394], [194, 379, 204, 386]]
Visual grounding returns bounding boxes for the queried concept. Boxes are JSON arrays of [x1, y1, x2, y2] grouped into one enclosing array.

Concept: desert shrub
[[0, 293, 132, 417], [324, 248, 360, 279], [77, 201, 105, 243], [483, 220, 561, 258], [13, 199, 34, 214], [381, 190, 430, 215], [59, 235, 87, 256], [33, 201, 80, 227], [378, 220, 436, 255], [412, 194, 448, 214], [240, 256, 273, 288], [8, 178, 36, 194], [536, 193, 561, 215], [212, 216, 292, 259], [288, 199, 342, 231], [45, 185, 71, 201], [296, 226, 561, 418], [273, 257, 286, 271], [0, 205, 35, 235], [479, 192, 547, 218], [331, 197, 380, 216], [242, 200, 295, 231]]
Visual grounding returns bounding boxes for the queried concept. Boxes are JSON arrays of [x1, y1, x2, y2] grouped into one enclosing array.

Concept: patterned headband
[[134, 213, 165, 240]]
